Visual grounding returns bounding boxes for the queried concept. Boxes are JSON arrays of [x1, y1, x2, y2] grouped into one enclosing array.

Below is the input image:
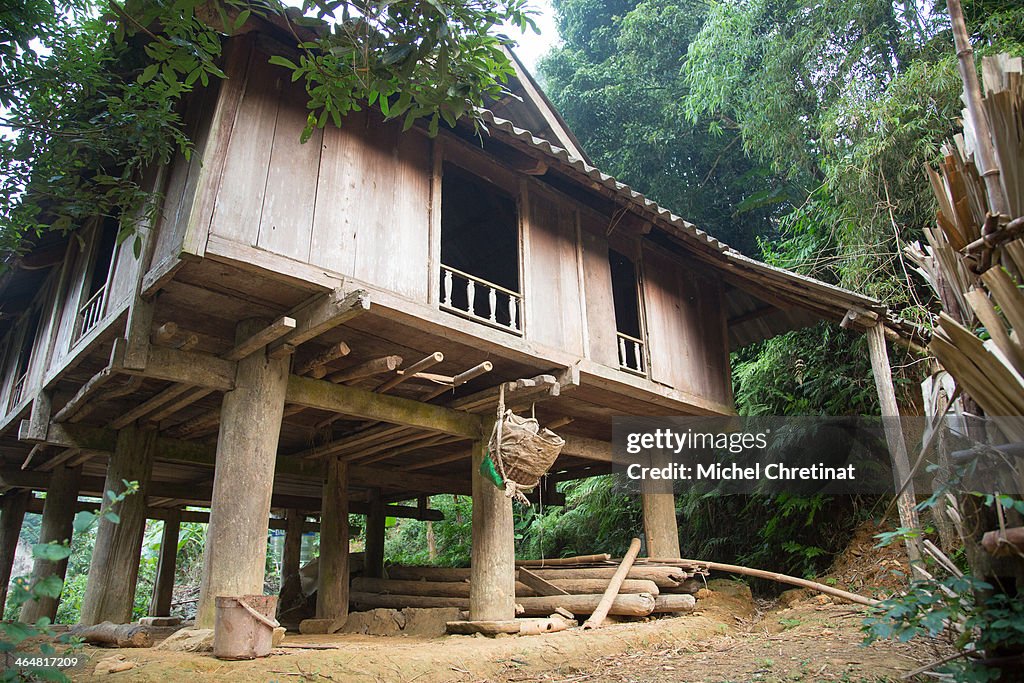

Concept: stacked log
[[354, 556, 706, 623]]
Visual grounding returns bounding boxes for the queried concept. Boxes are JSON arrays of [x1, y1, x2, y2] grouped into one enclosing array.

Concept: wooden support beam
[[222, 316, 297, 361], [20, 464, 81, 624], [296, 342, 351, 378], [80, 426, 157, 625], [149, 387, 214, 423], [197, 319, 290, 628], [470, 421, 515, 621], [0, 491, 29, 614], [269, 288, 370, 356], [53, 368, 119, 423], [364, 490, 385, 580], [317, 457, 349, 623], [110, 383, 196, 429], [25, 391, 52, 442], [115, 341, 236, 392], [286, 375, 482, 440], [865, 323, 922, 565], [353, 434, 462, 466], [152, 322, 180, 346], [376, 353, 444, 393], [38, 448, 81, 472], [560, 435, 612, 463], [327, 355, 402, 384], [148, 508, 180, 618], [167, 411, 221, 439]]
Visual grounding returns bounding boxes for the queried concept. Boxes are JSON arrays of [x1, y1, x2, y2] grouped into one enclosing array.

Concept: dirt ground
[[66, 578, 950, 683]]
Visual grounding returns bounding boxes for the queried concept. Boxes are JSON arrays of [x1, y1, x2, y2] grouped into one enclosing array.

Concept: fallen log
[[69, 622, 152, 648], [653, 594, 696, 613], [517, 593, 655, 618], [516, 554, 611, 567], [584, 537, 641, 629], [351, 577, 659, 598], [387, 565, 688, 588], [647, 558, 879, 607]]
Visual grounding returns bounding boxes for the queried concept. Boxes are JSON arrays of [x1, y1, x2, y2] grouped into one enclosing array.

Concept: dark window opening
[[76, 217, 118, 342], [439, 164, 522, 332], [9, 308, 41, 409], [609, 249, 645, 374]]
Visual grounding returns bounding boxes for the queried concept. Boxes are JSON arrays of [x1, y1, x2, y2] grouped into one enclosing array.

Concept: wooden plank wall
[[578, 215, 619, 367], [208, 50, 432, 302], [641, 244, 731, 404], [524, 184, 584, 355]]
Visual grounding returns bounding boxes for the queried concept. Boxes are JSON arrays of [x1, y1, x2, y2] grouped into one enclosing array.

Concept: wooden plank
[[525, 185, 584, 354], [115, 342, 236, 392], [271, 289, 370, 353], [518, 567, 570, 596], [579, 218, 619, 366], [110, 383, 196, 429], [286, 375, 482, 438], [256, 78, 323, 261], [208, 45, 280, 246]]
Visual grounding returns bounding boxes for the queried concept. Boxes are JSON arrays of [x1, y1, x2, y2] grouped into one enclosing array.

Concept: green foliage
[[539, 0, 781, 254], [1, 482, 137, 682], [1, 0, 538, 260], [385, 495, 473, 567]]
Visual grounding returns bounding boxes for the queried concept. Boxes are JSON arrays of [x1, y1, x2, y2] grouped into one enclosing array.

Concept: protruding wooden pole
[[641, 450, 680, 559], [278, 509, 304, 613], [470, 423, 515, 621], [80, 425, 156, 625], [364, 489, 386, 579], [865, 323, 922, 565], [196, 319, 290, 628], [317, 457, 349, 622], [0, 490, 30, 615], [20, 464, 81, 623], [148, 508, 180, 617]]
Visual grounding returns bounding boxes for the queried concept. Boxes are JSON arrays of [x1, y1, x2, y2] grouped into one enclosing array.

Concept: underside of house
[[0, 17, 903, 631]]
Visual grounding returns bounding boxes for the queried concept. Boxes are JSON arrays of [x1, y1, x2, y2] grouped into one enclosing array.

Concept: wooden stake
[[20, 464, 80, 624], [583, 537, 642, 629], [470, 423, 516, 621], [147, 508, 180, 618], [317, 457, 349, 622], [195, 319, 290, 628], [80, 426, 157, 625]]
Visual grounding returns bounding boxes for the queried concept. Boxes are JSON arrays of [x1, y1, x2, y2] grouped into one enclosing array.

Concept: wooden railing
[[617, 331, 646, 375], [440, 265, 522, 335], [75, 284, 108, 343], [7, 372, 26, 413]]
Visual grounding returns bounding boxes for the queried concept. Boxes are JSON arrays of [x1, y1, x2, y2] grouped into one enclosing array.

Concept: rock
[[402, 608, 463, 638], [94, 654, 135, 675], [779, 589, 810, 607], [298, 618, 346, 635], [139, 616, 182, 627], [154, 627, 214, 652], [338, 609, 404, 636], [272, 626, 286, 646]]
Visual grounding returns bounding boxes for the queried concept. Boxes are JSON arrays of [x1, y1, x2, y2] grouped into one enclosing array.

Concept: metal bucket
[[213, 595, 279, 660]]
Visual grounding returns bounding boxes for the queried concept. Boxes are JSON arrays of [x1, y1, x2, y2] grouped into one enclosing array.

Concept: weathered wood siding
[[523, 184, 584, 355], [641, 244, 731, 404], [208, 50, 432, 302], [578, 217, 619, 367]]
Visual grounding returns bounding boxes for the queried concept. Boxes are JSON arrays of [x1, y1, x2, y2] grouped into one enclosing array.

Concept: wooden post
[[641, 451, 680, 559], [80, 425, 156, 625], [865, 323, 923, 564], [363, 489, 386, 579], [278, 509, 304, 613], [470, 423, 516, 621], [196, 319, 290, 628], [0, 490, 30, 615], [147, 508, 180, 617], [20, 464, 81, 624], [317, 457, 349, 622]]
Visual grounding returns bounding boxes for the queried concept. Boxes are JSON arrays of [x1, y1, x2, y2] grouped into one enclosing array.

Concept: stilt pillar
[[363, 489, 385, 579], [278, 509, 304, 613], [196, 319, 289, 628], [469, 425, 515, 621], [147, 508, 180, 617], [317, 457, 349, 621], [21, 464, 81, 623], [0, 490, 30, 614], [642, 451, 680, 558], [80, 425, 156, 625]]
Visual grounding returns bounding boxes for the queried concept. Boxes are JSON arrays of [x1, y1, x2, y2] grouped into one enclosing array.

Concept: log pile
[[347, 553, 707, 633]]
